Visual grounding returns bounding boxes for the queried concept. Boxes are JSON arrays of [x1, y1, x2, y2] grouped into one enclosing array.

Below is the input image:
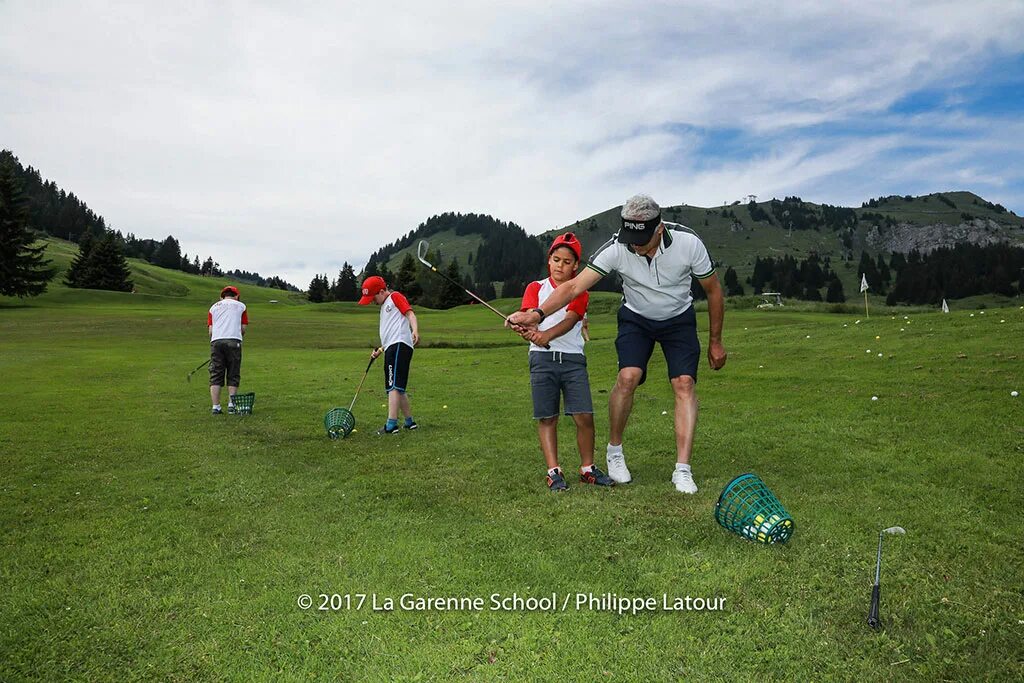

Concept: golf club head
[[417, 240, 433, 269], [881, 526, 906, 536]]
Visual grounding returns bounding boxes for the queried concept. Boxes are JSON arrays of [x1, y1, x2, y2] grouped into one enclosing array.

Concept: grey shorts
[[210, 339, 242, 387], [529, 351, 594, 419]]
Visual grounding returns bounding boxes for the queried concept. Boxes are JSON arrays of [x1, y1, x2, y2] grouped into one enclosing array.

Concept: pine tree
[[336, 263, 359, 301], [152, 235, 182, 269], [79, 233, 133, 291], [64, 231, 96, 288], [0, 157, 54, 297], [438, 260, 466, 309], [394, 253, 423, 302], [825, 276, 846, 302], [307, 274, 329, 303], [723, 266, 744, 296]]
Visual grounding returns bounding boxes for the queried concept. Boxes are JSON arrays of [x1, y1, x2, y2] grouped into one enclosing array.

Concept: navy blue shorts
[[384, 342, 413, 392], [615, 306, 700, 386], [529, 352, 594, 419]]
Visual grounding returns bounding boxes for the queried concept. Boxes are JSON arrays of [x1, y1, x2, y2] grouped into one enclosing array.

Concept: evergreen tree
[[77, 234, 133, 291], [64, 231, 95, 287], [500, 276, 525, 299], [803, 283, 822, 301], [477, 280, 497, 300], [307, 274, 329, 303], [825, 276, 846, 302], [438, 260, 466, 308], [0, 157, 54, 297], [394, 253, 423, 302], [723, 266, 744, 296], [378, 262, 394, 288], [152, 235, 182, 269], [335, 263, 359, 302]]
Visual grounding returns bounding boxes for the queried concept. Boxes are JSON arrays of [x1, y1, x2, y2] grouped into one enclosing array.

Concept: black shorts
[[384, 342, 413, 392], [615, 306, 699, 386], [210, 339, 242, 387], [529, 352, 594, 419]]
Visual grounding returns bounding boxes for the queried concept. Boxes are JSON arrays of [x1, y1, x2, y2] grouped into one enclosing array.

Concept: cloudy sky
[[3, 1, 1024, 287]]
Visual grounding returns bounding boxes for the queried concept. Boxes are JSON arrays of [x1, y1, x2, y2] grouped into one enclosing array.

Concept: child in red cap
[[517, 233, 614, 491], [358, 275, 420, 434]]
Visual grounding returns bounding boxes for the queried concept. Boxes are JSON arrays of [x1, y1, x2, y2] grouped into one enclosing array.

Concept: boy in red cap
[[517, 233, 614, 491], [358, 275, 420, 434], [208, 286, 248, 414]]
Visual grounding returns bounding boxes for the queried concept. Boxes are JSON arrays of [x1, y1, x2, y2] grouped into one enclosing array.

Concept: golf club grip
[[867, 584, 881, 628]]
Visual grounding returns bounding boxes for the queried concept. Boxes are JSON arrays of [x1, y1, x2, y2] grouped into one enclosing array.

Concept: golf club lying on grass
[[416, 240, 548, 348], [186, 359, 211, 383], [868, 526, 906, 629], [324, 349, 381, 439]]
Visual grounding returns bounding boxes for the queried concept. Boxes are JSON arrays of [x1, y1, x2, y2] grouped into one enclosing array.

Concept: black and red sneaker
[[546, 469, 568, 492], [580, 466, 615, 486]]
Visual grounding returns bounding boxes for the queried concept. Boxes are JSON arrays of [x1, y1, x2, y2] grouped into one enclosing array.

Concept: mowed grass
[[2, 285, 1023, 681]]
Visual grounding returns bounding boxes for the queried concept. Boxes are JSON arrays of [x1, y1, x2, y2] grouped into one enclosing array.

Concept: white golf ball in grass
[[806, 335, 811, 339], [855, 320, 861, 324], [866, 349, 871, 353], [901, 328, 905, 332], [443, 405, 448, 409], [1012, 391, 1019, 398], [661, 410, 668, 415], [970, 313, 975, 317], [843, 324, 848, 328], [871, 396, 879, 401], [875, 335, 880, 340], [1000, 319, 1006, 323], [980, 311, 985, 315], [878, 353, 883, 357]]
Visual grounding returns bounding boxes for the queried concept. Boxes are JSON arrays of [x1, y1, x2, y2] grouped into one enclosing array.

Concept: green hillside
[[383, 229, 483, 274], [7, 238, 308, 307], [546, 192, 1024, 298]]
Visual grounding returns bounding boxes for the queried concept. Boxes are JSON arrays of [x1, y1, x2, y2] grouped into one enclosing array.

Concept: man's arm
[[521, 311, 581, 346], [508, 268, 603, 328], [241, 324, 247, 337], [698, 273, 727, 370], [405, 310, 419, 346]]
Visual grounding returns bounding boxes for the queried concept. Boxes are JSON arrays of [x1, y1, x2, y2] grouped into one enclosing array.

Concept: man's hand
[[708, 340, 727, 370], [506, 310, 541, 330], [371, 347, 382, 360]]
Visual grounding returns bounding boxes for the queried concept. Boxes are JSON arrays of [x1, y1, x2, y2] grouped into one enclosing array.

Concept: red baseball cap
[[358, 276, 387, 305], [548, 232, 582, 262], [221, 286, 240, 298]]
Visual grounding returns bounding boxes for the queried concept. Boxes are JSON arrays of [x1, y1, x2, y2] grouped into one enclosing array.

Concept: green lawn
[[2, 273, 1023, 680]]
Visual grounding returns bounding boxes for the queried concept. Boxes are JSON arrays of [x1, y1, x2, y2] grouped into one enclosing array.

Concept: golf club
[[186, 358, 211, 383], [349, 349, 381, 412], [416, 240, 548, 348], [867, 525, 906, 629]]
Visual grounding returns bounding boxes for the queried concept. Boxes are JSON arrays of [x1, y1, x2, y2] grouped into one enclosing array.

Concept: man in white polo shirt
[[207, 286, 249, 415], [508, 194, 727, 494]]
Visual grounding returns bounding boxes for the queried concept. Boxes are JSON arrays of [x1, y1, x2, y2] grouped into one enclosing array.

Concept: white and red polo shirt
[[521, 278, 589, 354], [380, 292, 414, 349], [208, 298, 249, 341]]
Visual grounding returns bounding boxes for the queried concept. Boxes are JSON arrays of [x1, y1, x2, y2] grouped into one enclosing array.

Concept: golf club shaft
[[187, 358, 211, 382], [418, 241, 548, 347], [867, 584, 881, 629], [348, 350, 381, 411]]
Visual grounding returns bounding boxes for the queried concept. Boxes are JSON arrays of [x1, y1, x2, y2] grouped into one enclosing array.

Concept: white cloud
[[2, 1, 1023, 286]]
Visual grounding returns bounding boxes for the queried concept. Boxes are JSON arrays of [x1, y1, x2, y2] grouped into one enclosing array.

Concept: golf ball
[[875, 336, 880, 340], [871, 396, 879, 401], [1012, 391, 1019, 397], [878, 353, 883, 358], [443, 405, 448, 409], [661, 410, 668, 415]]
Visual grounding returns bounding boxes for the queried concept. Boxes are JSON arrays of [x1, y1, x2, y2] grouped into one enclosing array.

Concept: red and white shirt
[[521, 278, 589, 354], [208, 298, 249, 341], [380, 292, 414, 349]]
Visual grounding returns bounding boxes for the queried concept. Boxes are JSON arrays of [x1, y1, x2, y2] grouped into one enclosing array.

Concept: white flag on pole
[[860, 274, 869, 293], [942, 299, 949, 313]]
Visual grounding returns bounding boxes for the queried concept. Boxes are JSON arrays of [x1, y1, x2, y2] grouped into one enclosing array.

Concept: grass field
[[2, 264, 1023, 680]]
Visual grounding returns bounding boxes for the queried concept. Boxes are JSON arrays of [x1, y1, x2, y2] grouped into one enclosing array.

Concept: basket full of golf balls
[[714, 473, 795, 544]]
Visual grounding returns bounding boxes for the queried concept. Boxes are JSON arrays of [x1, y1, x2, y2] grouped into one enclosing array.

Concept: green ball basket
[[714, 473, 795, 544], [325, 407, 355, 439], [233, 392, 255, 415]]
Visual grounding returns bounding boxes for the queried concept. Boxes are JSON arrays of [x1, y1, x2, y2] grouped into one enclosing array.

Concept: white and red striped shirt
[[521, 278, 589, 354], [380, 292, 414, 349], [208, 299, 249, 341]]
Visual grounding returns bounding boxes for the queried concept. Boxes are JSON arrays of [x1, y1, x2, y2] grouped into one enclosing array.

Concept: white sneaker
[[606, 449, 632, 484], [672, 468, 698, 494]]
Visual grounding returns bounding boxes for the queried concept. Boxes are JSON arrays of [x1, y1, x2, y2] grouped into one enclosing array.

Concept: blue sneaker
[[376, 425, 400, 435], [404, 420, 418, 430], [580, 466, 615, 487], [546, 469, 568, 492]]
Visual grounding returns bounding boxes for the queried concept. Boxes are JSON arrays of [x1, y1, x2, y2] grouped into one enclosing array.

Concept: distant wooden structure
[[757, 292, 783, 308]]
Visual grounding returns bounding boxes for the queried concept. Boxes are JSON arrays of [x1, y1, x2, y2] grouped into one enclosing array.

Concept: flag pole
[[864, 290, 869, 318]]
